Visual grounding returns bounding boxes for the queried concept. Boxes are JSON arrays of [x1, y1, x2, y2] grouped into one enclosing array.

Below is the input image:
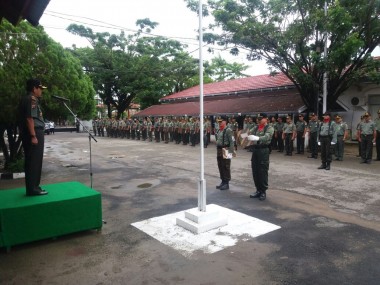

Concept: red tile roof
[[161, 73, 293, 102], [136, 90, 303, 117]]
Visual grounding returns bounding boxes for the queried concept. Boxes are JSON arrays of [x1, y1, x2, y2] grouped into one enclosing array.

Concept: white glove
[[318, 141, 321, 146], [226, 153, 233, 159], [331, 142, 336, 145], [248, 135, 260, 141]]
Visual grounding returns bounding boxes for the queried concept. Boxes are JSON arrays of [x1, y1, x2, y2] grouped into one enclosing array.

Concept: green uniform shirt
[[319, 120, 338, 143], [216, 127, 234, 153], [249, 124, 274, 145], [359, 120, 376, 135], [283, 122, 296, 134], [374, 117, 380, 131], [335, 122, 348, 136], [307, 120, 319, 133], [296, 121, 307, 132]]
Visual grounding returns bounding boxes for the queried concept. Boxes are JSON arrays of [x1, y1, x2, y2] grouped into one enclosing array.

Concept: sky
[[38, 0, 270, 76], [39, 0, 379, 77]]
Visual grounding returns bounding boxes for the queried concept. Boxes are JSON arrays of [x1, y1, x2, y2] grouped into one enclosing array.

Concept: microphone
[[52, 95, 70, 102]]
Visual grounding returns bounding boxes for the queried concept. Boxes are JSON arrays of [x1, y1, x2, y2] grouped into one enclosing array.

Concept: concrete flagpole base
[[176, 207, 228, 234]]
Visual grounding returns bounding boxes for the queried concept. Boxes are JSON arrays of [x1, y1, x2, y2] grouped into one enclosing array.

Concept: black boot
[[325, 163, 331, 170], [259, 192, 266, 201], [250, 191, 261, 198], [216, 181, 224, 189], [318, 163, 326, 169], [219, 181, 229, 190]]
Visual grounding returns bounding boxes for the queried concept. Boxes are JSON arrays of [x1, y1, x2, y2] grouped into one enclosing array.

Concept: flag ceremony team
[[91, 111, 379, 201]]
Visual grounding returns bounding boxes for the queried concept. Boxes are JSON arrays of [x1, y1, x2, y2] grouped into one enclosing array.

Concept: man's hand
[[31, 136, 38, 145], [248, 135, 260, 141]]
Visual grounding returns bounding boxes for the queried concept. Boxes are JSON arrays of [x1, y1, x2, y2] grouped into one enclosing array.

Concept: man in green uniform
[[19, 79, 48, 196], [374, 109, 380, 161], [282, 115, 296, 156], [215, 117, 235, 191], [358, 112, 377, 164], [248, 114, 274, 201], [295, 114, 307, 154], [318, 112, 337, 170], [276, 117, 285, 152], [334, 115, 348, 161], [306, 113, 319, 159]]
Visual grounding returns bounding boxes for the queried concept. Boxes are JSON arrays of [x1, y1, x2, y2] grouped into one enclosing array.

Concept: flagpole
[[198, 0, 206, 212]]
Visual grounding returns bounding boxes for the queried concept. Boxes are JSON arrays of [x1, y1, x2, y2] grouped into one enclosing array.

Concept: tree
[[205, 55, 249, 81], [185, 0, 380, 112], [0, 20, 95, 170]]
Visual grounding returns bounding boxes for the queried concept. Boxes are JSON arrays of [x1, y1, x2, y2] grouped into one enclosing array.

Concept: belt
[[34, 126, 44, 130], [217, 145, 230, 149], [252, 145, 269, 149], [361, 134, 373, 137]]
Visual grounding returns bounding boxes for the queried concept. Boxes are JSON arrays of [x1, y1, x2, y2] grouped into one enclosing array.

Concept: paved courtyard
[[1, 132, 379, 284]]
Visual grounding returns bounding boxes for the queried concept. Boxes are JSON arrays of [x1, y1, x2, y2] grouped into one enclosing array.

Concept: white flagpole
[[198, 0, 206, 212]]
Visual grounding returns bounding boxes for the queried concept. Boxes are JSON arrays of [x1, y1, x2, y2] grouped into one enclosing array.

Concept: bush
[[7, 158, 24, 173]]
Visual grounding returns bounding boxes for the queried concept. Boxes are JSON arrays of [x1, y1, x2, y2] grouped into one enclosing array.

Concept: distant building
[[135, 72, 380, 140]]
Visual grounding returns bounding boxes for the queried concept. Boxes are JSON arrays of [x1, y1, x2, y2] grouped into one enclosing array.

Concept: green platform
[[0, 181, 102, 250]]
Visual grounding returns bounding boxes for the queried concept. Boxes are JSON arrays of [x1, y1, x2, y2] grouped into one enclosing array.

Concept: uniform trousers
[[284, 133, 293, 154], [217, 147, 231, 182], [361, 134, 374, 162], [296, 131, 305, 153], [277, 131, 284, 152], [320, 135, 332, 164], [309, 132, 318, 157], [335, 135, 344, 160], [22, 128, 44, 194], [251, 146, 270, 193]]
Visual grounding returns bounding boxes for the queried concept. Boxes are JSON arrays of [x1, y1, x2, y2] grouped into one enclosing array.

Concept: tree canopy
[[0, 19, 95, 169], [185, 0, 380, 112]]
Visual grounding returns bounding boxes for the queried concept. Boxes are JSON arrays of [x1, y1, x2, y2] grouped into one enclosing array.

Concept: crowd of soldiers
[[91, 110, 379, 163], [92, 116, 216, 147]]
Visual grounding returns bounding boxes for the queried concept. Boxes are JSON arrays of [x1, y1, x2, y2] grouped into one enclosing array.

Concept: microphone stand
[[58, 100, 97, 188]]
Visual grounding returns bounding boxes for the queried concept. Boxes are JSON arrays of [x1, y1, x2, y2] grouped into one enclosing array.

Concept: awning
[[0, 0, 50, 26], [134, 92, 305, 117]]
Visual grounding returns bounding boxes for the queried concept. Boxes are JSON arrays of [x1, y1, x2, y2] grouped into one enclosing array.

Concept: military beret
[[363, 112, 370, 117], [257, 113, 268, 119], [323, 111, 331, 116]]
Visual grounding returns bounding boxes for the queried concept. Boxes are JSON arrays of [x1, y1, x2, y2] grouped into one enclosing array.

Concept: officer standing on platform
[[19, 79, 48, 196], [248, 113, 274, 201], [374, 109, 380, 161], [318, 112, 337, 170], [215, 117, 235, 191]]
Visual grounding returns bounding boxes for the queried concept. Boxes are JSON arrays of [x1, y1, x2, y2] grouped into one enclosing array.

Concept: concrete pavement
[[1, 132, 379, 284]]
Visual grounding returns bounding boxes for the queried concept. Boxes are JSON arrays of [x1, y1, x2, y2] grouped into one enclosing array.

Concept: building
[[135, 72, 380, 139]]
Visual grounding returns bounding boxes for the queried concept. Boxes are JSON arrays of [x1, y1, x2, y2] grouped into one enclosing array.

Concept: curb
[[0, 172, 25, 180]]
